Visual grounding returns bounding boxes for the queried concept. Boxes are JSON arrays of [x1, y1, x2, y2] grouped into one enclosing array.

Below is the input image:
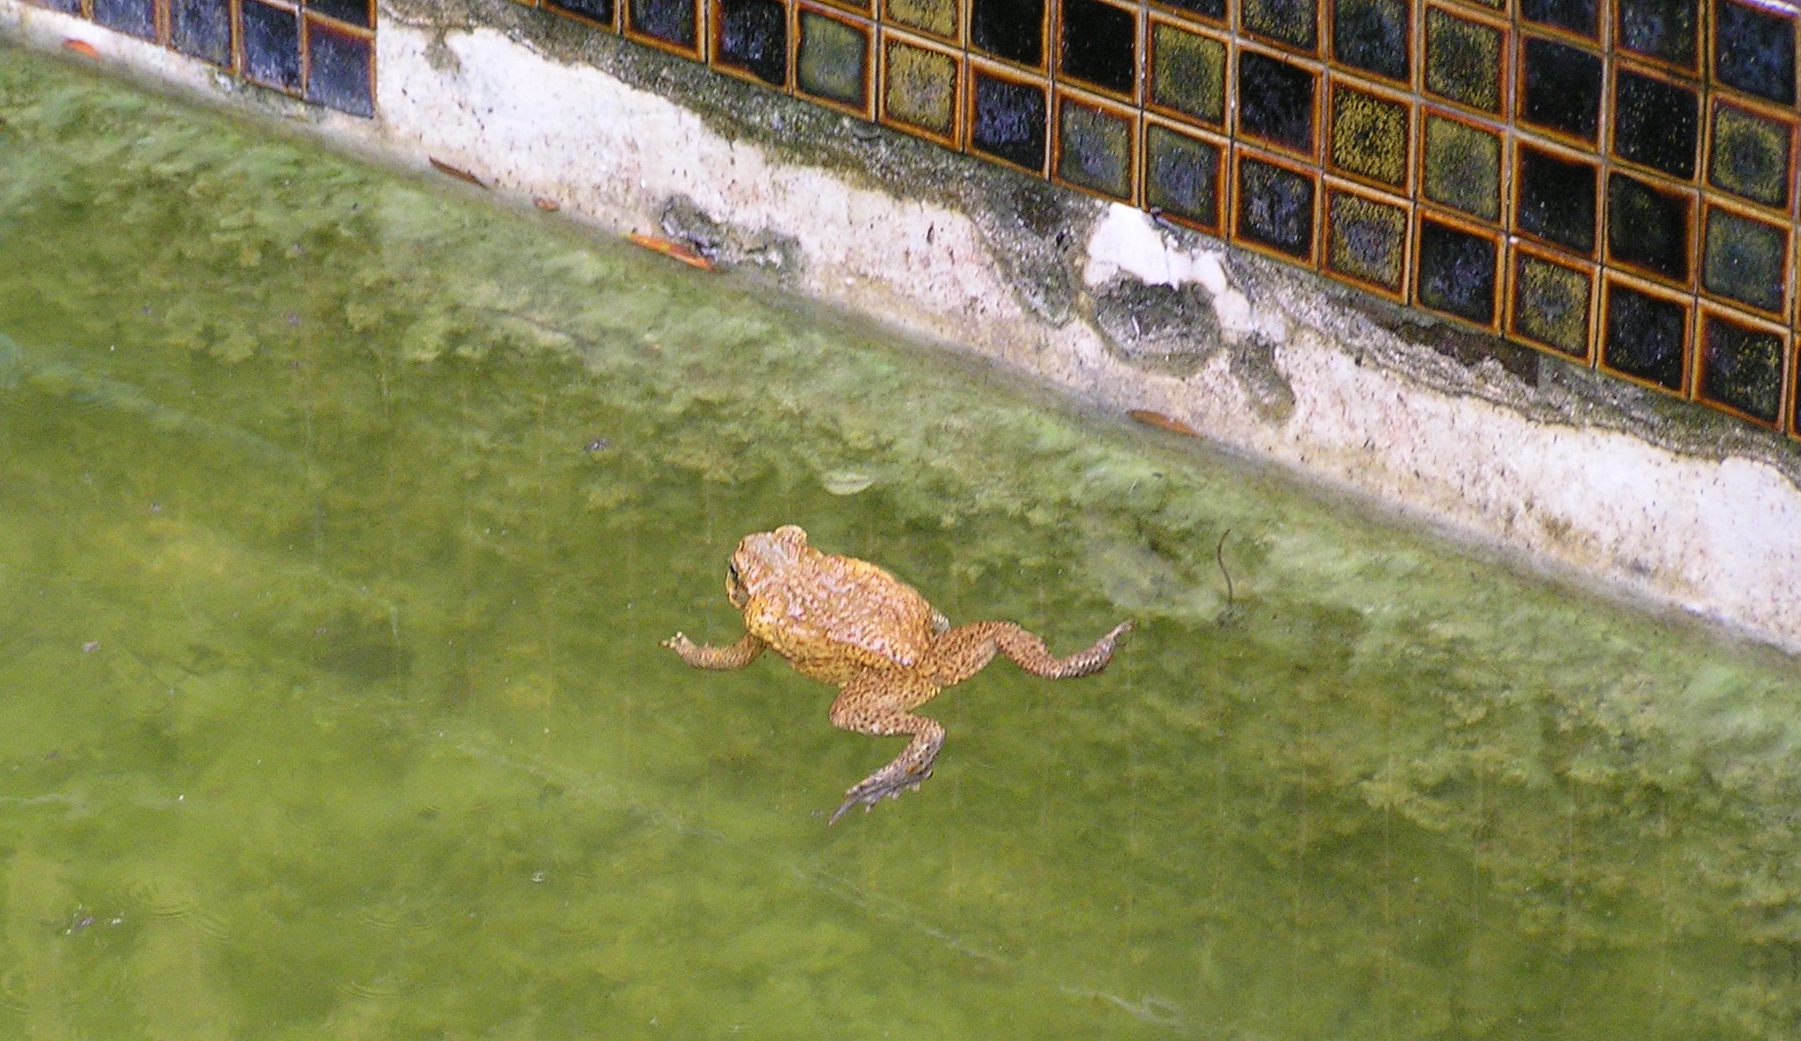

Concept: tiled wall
[[30, 0, 376, 116], [34, 0, 1801, 438]]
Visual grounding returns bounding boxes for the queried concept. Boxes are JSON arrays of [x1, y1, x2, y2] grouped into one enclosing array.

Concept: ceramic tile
[[714, 0, 789, 86], [797, 9, 872, 113], [971, 0, 1047, 67], [1059, 0, 1137, 97], [1519, 35, 1602, 143], [1422, 111, 1501, 221], [884, 0, 956, 38], [1424, 7, 1503, 115], [1602, 276, 1689, 392], [549, 0, 617, 26], [1708, 101, 1794, 211], [1237, 48, 1318, 156], [1242, 0, 1319, 53], [1516, 143, 1597, 255], [1144, 120, 1226, 231], [1151, 0, 1227, 23], [1331, 0, 1410, 83], [1235, 152, 1318, 261], [969, 64, 1049, 173], [308, 0, 372, 27], [1698, 309, 1787, 425], [1611, 67, 1697, 180], [1519, 0, 1595, 36], [1714, 0, 1796, 106], [1325, 185, 1409, 295], [1616, 0, 1697, 69], [94, 0, 156, 39], [1148, 21, 1227, 127], [1416, 215, 1499, 325], [171, 0, 234, 65], [242, 0, 303, 92], [1508, 246, 1592, 358], [1328, 81, 1410, 190], [1606, 172, 1693, 284], [629, 0, 701, 51], [1055, 92, 1137, 200], [882, 33, 961, 143], [305, 17, 374, 117], [1701, 204, 1788, 315]]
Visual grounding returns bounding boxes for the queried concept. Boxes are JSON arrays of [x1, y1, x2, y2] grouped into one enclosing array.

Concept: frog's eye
[[727, 562, 741, 587]]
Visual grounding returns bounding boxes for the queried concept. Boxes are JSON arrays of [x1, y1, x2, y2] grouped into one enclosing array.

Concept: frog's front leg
[[663, 631, 766, 670], [827, 671, 944, 824]]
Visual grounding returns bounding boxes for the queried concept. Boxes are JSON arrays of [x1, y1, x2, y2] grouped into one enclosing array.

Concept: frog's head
[[727, 525, 809, 609]]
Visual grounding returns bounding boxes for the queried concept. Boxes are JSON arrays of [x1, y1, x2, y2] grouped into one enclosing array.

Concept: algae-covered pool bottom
[[3, 44, 1799, 1039]]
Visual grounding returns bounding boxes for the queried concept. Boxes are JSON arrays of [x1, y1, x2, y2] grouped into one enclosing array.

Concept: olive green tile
[[1144, 122, 1222, 227], [1422, 113, 1501, 221], [1242, 0, 1319, 51], [1057, 100, 1134, 199], [1709, 103, 1793, 210], [883, 39, 958, 135], [1325, 190, 1408, 290], [885, 0, 956, 38], [1425, 8, 1502, 114], [1149, 22, 1227, 127], [1510, 252, 1592, 357], [1330, 84, 1409, 187], [797, 12, 869, 107], [1703, 207, 1787, 313]]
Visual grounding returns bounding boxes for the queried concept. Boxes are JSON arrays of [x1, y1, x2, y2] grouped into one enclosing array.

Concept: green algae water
[[4, 45, 1801, 1039]]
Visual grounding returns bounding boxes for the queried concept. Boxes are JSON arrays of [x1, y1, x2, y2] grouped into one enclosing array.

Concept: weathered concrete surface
[[5, 0, 1800, 653]]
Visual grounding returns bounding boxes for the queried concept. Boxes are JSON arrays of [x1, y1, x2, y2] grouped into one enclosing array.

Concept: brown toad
[[663, 525, 1132, 823]]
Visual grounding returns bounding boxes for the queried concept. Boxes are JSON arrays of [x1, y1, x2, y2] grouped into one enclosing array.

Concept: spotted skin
[[663, 525, 1132, 823]]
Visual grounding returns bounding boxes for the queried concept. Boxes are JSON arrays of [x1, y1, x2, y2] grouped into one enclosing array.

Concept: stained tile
[[1509, 249, 1592, 358], [1709, 101, 1794, 210], [171, 0, 233, 66], [1602, 279, 1688, 392], [883, 37, 960, 142], [1611, 69, 1696, 180], [1417, 217, 1497, 325], [886, 0, 956, 38], [1701, 205, 1788, 315], [1148, 22, 1226, 127], [630, 0, 700, 49], [970, 67, 1048, 172], [1520, 36, 1602, 143], [94, 0, 156, 39], [1422, 113, 1501, 222], [796, 10, 870, 112], [1060, 0, 1137, 96], [1055, 94, 1135, 200], [1714, 0, 1796, 106], [1328, 83, 1409, 189], [1616, 0, 1697, 69], [1607, 173, 1692, 283], [308, 0, 373, 27], [1520, 0, 1595, 37], [971, 0, 1047, 67], [1144, 122, 1225, 230], [305, 18, 374, 117], [1699, 311, 1786, 424], [714, 0, 788, 85], [549, 0, 616, 25], [1516, 144, 1596, 255], [1237, 50, 1317, 155], [242, 0, 303, 92], [1151, 0, 1226, 21], [1325, 187, 1408, 294], [28, 0, 81, 12], [1236, 154, 1317, 260], [1424, 8, 1503, 115], [1332, 0, 1410, 82], [1242, 0, 1318, 53]]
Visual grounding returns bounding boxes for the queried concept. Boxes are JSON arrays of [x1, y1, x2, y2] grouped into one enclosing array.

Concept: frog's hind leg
[[928, 620, 1133, 686], [827, 671, 944, 824]]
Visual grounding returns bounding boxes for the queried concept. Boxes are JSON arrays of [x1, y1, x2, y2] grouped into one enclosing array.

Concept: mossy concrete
[[4, 0, 1800, 653]]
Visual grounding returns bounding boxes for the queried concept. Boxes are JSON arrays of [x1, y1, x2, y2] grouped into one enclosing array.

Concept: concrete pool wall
[[5, 0, 1800, 653]]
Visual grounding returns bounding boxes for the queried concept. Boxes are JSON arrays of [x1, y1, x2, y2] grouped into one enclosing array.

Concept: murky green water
[[4, 44, 1800, 1039]]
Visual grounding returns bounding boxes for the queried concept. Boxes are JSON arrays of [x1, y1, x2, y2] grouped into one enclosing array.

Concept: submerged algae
[[2, 43, 1801, 1040]]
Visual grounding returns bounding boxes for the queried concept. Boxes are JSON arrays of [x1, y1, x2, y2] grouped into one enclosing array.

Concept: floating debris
[[1127, 408, 1200, 437], [62, 38, 100, 59], [428, 157, 487, 189], [819, 469, 876, 496], [584, 438, 611, 454], [532, 196, 560, 212], [627, 233, 714, 271]]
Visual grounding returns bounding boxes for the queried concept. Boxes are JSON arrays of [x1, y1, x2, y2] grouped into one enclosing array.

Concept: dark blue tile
[[305, 18, 374, 117], [1521, 36, 1602, 142], [1145, 123, 1223, 229], [1237, 50, 1315, 153], [1332, 0, 1410, 82], [172, 0, 233, 66], [1603, 282, 1687, 391], [630, 0, 698, 49], [1607, 173, 1691, 283], [1060, 0, 1136, 95], [1517, 145, 1597, 255], [1520, 0, 1595, 38], [1715, 0, 1796, 105], [242, 0, 303, 92], [1617, 0, 1696, 67], [306, 0, 372, 28], [550, 0, 616, 24], [971, 71, 1048, 172], [1236, 156, 1315, 259], [1700, 314, 1784, 423], [1417, 218, 1496, 324], [972, 0, 1046, 66], [94, 0, 156, 39], [1154, 0, 1225, 19], [1611, 70, 1696, 179], [717, 0, 788, 85]]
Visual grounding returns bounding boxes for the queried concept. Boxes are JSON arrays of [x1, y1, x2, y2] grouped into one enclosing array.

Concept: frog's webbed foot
[[826, 672, 945, 825], [663, 631, 766, 670]]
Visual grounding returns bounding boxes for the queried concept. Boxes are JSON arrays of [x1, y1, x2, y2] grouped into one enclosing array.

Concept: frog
[[663, 525, 1132, 823]]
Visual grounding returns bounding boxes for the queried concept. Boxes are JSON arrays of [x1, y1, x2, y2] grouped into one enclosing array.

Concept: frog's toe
[[828, 764, 931, 825]]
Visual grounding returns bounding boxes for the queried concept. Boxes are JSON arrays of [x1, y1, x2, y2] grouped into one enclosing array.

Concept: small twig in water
[[1215, 529, 1234, 607]]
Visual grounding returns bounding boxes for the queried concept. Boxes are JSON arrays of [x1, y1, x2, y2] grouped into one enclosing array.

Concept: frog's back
[[745, 550, 942, 683]]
